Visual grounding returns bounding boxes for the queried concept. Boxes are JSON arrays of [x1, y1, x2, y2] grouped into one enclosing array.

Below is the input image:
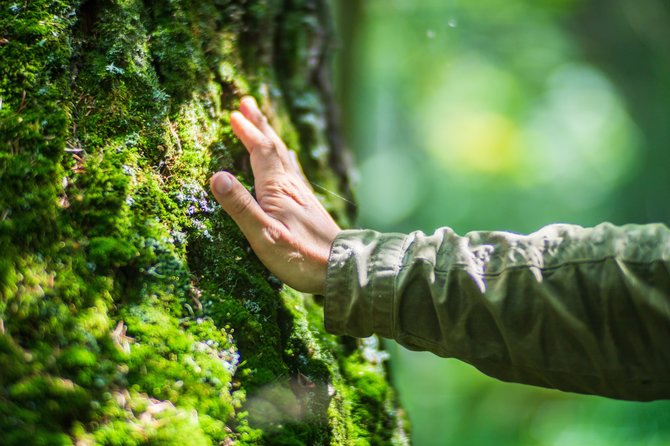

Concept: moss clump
[[0, 0, 407, 444]]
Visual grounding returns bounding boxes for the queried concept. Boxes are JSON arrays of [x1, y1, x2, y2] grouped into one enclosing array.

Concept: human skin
[[209, 97, 341, 294]]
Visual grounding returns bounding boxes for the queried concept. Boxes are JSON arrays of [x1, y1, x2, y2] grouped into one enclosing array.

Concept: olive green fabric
[[324, 223, 670, 401]]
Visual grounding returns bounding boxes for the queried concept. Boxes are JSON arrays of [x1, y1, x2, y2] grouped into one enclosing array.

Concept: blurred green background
[[333, 0, 670, 445]]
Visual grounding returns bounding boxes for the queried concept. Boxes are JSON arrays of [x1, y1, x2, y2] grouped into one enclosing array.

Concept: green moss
[[0, 0, 75, 249], [87, 237, 138, 270], [1, 0, 407, 444]]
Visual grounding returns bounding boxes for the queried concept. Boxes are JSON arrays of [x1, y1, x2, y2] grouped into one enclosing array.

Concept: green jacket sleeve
[[324, 223, 670, 401]]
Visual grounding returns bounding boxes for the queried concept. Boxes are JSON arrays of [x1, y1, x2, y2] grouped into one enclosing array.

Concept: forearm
[[325, 223, 670, 400]]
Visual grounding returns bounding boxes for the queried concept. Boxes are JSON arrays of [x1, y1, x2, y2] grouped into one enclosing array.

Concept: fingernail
[[245, 95, 257, 106], [213, 172, 233, 195]]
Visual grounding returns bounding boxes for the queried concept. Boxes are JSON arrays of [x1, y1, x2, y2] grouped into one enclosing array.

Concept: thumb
[[210, 172, 270, 237]]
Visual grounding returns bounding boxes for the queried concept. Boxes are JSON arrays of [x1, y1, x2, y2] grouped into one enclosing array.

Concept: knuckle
[[263, 176, 306, 208], [263, 176, 286, 193], [267, 175, 298, 192], [255, 137, 275, 154]]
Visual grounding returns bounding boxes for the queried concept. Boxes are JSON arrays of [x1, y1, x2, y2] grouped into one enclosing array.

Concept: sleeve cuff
[[324, 229, 407, 339]]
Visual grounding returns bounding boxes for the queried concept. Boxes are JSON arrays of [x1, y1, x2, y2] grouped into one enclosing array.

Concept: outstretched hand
[[210, 97, 341, 295]]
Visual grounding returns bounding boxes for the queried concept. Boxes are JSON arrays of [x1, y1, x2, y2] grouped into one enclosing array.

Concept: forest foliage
[[339, 1, 670, 445]]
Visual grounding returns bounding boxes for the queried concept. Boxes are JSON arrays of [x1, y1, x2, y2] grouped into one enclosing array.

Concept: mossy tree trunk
[[0, 1, 407, 444]]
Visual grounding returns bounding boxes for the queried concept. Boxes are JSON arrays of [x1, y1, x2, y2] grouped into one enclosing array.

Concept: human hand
[[210, 97, 341, 295]]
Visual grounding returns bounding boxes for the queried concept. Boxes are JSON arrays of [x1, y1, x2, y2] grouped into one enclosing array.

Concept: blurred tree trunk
[[331, 0, 363, 148], [0, 1, 407, 444], [572, 0, 670, 223]]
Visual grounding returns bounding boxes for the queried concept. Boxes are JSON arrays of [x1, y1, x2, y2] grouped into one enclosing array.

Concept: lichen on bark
[[0, 0, 407, 444]]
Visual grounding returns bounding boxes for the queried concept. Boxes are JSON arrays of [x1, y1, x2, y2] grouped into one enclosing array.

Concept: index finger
[[230, 111, 285, 180], [239, 97, 292, 170]]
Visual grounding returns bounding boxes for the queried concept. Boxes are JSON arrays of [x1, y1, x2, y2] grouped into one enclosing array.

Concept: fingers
[[230, 111, 284, 179], [210, 171, 274, 240], [229, 95, 310, 192], [239, 97, 292, 169], [239, 97, 279, 142], [229, 110, 269, 154]]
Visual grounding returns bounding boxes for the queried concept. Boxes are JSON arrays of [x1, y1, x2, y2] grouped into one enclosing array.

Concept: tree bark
[[0, 1, 407, 444]]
